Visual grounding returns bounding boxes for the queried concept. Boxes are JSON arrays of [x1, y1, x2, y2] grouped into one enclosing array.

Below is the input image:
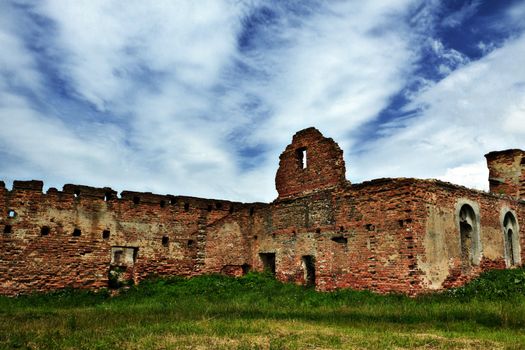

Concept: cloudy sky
[[1, 0, 524, 202]]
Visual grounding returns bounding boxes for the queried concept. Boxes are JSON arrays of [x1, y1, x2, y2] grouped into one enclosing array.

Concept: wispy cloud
[[0, 1, 524, 202]]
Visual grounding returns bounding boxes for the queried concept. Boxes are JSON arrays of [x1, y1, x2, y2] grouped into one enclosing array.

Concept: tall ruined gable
[[275, 127, 347, 200]]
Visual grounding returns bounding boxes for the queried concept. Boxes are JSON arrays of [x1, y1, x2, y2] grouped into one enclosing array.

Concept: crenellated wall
[[1, 127, 523, 295]]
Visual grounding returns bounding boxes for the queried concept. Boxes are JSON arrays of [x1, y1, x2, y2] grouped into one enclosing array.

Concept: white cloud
[[1, 0, 523, 203], [350, 33, 525, 190]]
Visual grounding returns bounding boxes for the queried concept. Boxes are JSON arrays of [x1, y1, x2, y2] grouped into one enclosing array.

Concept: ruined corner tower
[[275, 127, 348, 200], [485, 149, 525, 199]]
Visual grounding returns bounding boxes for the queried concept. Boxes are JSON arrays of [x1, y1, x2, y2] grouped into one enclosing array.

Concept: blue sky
[[1, 0, 524, 202]]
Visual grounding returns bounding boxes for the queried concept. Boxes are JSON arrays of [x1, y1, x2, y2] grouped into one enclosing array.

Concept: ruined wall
[[418, 181, 523, 290], [1, 127, 524, 296], [275, 127, 347, 199], [0, 180, 259, 295], [486, 149, 525, 198]]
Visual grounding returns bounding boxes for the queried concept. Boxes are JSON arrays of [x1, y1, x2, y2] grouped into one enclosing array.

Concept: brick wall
[[1, 128, 523, 295]]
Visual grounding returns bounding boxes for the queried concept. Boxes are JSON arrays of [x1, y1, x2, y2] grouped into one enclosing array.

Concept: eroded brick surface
[[1, 128, 524, 295]]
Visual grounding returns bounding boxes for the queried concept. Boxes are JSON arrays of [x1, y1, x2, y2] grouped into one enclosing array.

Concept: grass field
[[1, 269, 525, 349]]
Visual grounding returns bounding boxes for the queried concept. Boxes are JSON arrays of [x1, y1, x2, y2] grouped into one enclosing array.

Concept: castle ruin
[[1, 127, 523, 295]]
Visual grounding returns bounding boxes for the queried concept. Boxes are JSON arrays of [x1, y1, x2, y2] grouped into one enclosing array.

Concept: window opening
[[3, 225, 12, 234], [72, 228, 81, 236], [296, 147, 307, 169], [458, 204, 480, 269], [162, 236, 169, 247], [133, 196, 140, 204], [503, 212, 520, 266], [160, 200, 166, 208], [104, 192, 113, 201], [207, 204, 213, 212], [302, 255, 316, 287], [74, 189, 80, 198], [215, 202, 222, 210], [41, 226, 50, 236], [184, 202, 190, 211], [331, 236, 347, 244], [102, 230, 110, 239], [7, 210, 16, 218], [259, 253, 276, 275], [250, 207, 255, 216], [187, 239, 195, 247]]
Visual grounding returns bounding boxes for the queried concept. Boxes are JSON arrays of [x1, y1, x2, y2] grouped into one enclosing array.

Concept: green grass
[[1, 269, 525, 349]]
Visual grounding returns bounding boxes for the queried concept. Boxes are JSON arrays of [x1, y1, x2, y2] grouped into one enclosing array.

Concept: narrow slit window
[[296, 147, 307, 169], [162, 236, 169, 247], [3, 225, 12, 234]]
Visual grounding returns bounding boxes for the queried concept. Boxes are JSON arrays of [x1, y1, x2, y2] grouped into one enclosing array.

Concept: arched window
[[458, 203, 481, 269], [503, 212, 520, 266]]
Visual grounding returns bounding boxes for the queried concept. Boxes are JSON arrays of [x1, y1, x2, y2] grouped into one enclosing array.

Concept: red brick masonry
[[1, 127, 523, 295]]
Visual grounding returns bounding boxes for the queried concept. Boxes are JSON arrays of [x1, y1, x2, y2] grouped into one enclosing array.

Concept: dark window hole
[[315, 228, 321, 234], [102, 230, 110, 239], [41, 226, 50, 236], [133, 196, 140, 204], [365, 224, 375, 231], [72, 228, 81, 237], [215, 202, 222, 210], [331, 236, 347, 244], [184, 202, 190, 211], [250, 207, 255, 216], [242, 263, 251, 275], [187, 239, 195, 247], [207, 204, 213, 212], [160, 200, 166, 208], [3, 225, 12, 234], [162, 236, 169, 247], [169, 197, 176, 205]]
